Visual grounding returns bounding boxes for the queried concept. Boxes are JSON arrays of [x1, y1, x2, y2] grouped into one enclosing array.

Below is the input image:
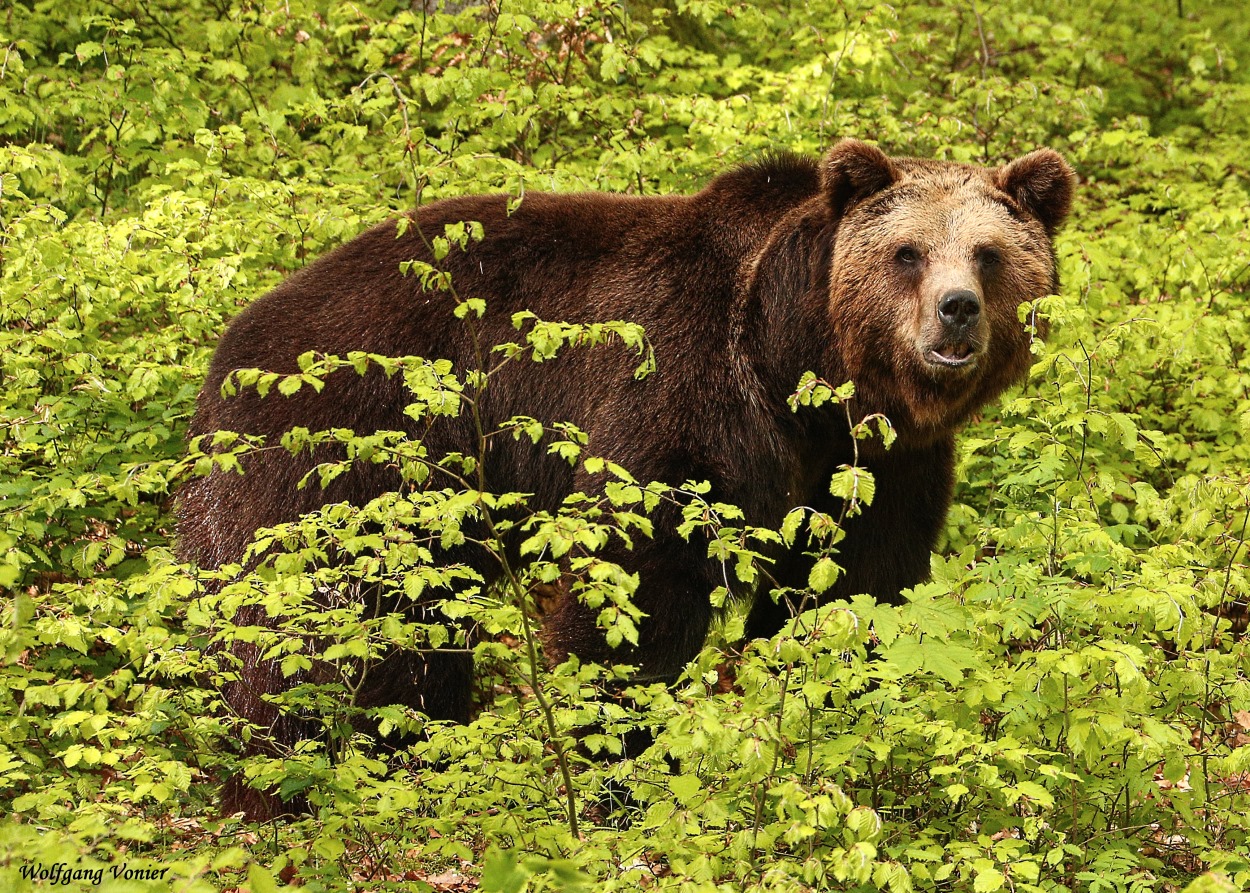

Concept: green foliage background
[[2, 1, 1249, 890]]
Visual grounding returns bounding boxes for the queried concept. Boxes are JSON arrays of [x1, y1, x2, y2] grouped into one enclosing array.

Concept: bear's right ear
[[822, 139, 898, 218]]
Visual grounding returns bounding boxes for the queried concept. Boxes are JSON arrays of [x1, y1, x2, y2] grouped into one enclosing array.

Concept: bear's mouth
[[925, 342, 979, 368]]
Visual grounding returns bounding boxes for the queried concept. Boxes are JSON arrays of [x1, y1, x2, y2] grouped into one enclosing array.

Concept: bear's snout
[[912, 275, 988, 371], [937, 289, 981, 331], [924, 288, 984, 368]]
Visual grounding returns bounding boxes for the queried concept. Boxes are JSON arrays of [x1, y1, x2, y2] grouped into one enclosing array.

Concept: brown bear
[[177, 139, 1073, 819]]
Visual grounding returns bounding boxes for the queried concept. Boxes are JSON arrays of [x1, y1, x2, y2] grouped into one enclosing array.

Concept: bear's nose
[[937, 290, 981, 330]]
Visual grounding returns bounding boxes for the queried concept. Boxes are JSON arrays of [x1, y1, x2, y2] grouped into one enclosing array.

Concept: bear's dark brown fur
[[178, 140, 1073, 819]]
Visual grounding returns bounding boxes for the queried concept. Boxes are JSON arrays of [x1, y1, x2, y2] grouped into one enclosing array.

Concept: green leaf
[[829, 466, 876, 509], [480, 849, 531, 893], [808, 556, 841, 593], [669, 774, 703, 805], [973, 865, 1005, 893], [247, 864, 279, 893]]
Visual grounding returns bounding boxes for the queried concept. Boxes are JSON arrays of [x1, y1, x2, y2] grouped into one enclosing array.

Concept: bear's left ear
[[994, 149, 1075, 235], [822, 139, 899, 219]]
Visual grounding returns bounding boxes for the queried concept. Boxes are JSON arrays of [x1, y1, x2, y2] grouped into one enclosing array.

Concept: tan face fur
[[821, 140, 1073, 438]]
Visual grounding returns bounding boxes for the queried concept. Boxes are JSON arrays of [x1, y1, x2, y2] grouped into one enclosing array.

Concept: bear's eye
[[894, 245, 920, 266], [978, 247, 1003, 270]]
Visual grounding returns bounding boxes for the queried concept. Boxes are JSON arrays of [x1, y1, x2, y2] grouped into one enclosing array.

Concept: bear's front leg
[[745, 437, 956, 640], [539, 531, 719, 684]]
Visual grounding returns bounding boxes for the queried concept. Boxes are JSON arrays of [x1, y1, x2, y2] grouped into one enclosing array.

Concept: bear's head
[[821, 139, 1073, 440]]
